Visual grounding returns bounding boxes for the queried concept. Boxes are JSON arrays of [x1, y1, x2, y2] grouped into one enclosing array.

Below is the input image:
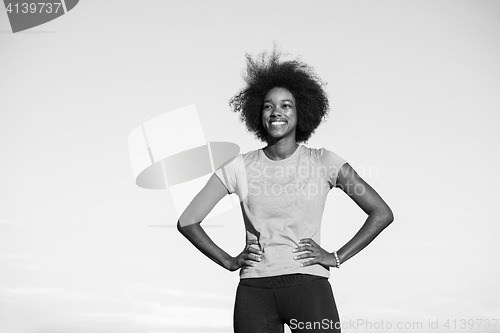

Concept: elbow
[[177, 220, 186, 235], [370, 206, 393, 229], [387, 210, 394, 225], [177, 219, 200, 236], [381, 207, 394, 227]]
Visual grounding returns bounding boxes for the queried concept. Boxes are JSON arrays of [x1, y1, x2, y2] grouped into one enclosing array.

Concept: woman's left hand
[[293, 238, 336, 268]]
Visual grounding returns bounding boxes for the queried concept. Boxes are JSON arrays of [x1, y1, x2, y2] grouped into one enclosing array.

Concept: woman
[[177, 49, 394, 333]]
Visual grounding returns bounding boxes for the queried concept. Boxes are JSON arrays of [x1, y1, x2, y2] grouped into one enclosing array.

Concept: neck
[[264, 138, 299, 160]]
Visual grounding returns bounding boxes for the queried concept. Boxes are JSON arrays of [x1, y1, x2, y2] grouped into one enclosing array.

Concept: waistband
[[238, 273, 326, 289]]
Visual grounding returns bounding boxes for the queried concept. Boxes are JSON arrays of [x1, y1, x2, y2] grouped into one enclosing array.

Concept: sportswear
[[234, 273, 341, 333], [214, 145, 347, 279]]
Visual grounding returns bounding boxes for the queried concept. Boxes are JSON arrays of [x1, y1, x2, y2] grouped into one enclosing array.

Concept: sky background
[[1, 1, 499, 332]]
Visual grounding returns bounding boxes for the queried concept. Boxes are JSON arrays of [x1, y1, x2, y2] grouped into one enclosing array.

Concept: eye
[[283, 103, 292, 108], [263, 104, 272, 110]]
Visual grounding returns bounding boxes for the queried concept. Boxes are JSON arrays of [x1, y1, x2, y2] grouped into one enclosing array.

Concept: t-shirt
[[214, 144, 347, 279]]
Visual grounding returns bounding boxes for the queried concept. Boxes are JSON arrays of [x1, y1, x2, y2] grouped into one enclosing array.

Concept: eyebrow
[[263, 99, 295, 104]]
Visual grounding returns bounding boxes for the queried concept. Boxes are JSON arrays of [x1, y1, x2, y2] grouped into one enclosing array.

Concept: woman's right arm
[[177, 173, 262, 271]]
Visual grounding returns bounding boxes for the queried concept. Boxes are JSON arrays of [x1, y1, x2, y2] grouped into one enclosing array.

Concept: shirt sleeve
[[214, 154, 242, 194], [320, 149, 348, 189]]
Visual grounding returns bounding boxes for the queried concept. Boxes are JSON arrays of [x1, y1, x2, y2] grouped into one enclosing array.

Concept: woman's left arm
[[333, 163, 394, 265], [294, 163, 394, 267]]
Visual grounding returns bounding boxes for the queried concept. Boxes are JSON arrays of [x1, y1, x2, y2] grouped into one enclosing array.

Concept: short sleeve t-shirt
[[214, 145, 347, 279]]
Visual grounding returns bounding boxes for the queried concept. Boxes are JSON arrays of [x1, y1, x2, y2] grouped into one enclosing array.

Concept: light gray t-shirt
[[214, 145, 347, 279]]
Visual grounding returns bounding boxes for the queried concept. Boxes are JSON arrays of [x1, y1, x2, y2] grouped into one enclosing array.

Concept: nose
[[271, 108, 282, 117]]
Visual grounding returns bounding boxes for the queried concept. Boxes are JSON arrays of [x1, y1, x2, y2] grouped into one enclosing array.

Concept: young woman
[[177, 49, 394, 333]]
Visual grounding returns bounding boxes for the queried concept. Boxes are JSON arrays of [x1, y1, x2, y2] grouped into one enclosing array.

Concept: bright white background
[[1, 1, 499, 332]]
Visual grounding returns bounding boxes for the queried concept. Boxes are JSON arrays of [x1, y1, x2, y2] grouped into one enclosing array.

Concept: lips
[[269, 119, 287, 125]]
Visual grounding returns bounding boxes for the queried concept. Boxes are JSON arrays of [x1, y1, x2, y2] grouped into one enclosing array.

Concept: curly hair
[[229, 48, 330, 143]]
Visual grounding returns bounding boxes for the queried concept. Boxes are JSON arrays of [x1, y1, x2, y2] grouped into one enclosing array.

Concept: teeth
[[270, 121, 286, 125]]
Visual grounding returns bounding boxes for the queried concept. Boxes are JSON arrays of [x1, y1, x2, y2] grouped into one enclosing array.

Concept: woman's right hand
[[226, 240, 263, 271]]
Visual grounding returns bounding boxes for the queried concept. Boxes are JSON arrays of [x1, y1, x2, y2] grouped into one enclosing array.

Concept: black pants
[[234, 274, 341, 333]]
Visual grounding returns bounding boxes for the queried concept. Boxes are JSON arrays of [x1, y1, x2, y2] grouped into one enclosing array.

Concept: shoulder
[[300, 146, 346, 165], [242, 148, 260, 159], [239, 148, 263, 166], [294, 145, 322, 159], [217, 148, 260, 171], [218, 153, 242, 169], [320, 148, 345, 163]]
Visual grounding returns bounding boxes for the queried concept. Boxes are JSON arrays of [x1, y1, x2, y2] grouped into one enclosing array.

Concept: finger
[[299, 238, 317, 246], [293, 252, 318, 260], [292, 244, 313, 253], [293, 253, 309, 260], [244, 259, 259, 267], [247, 246, 263, 255], [300, 258, 317, 267], [246, 239, 259, 245], [246, 252, 262, 261]]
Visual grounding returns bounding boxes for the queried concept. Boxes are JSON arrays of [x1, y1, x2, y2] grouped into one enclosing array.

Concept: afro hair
[[229, 48, 330, 143]]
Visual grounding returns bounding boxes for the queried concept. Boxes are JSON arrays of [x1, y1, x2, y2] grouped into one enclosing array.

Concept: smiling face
[[261, 87, 298, 143]]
